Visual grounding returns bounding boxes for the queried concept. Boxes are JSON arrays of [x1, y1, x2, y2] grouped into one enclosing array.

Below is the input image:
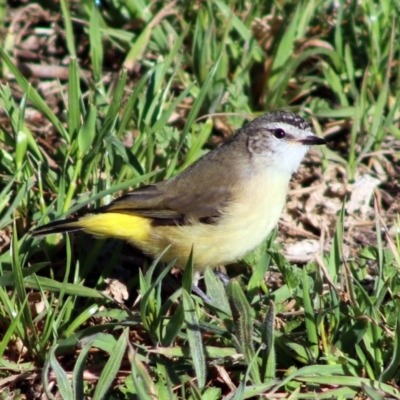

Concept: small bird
[[32, 111, 326, 272]]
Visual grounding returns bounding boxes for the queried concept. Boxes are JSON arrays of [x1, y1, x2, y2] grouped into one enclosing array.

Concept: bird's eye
[[272, 128, 286, 139]]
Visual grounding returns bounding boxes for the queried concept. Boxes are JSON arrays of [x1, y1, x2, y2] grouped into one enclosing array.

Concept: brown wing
[[98, 181, 233, 225], [98, 139, 244, 225]]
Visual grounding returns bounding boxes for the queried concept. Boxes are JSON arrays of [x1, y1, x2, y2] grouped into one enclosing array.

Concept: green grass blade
[[68, 57, 81, 143], [93, 328, 129, 400], [23, 275, 104, 298], [72, 338, 96, 399], [115, 70, 150, 139], [49, 345, 74, 399], [161, 299, 184, 347], [99, 70, 127, 140], [271, 4, 300, 74], [127, 341, 157, 399], [204, 267, 231, 316], [62, 304, 99, 338], [59, 0, 76, 56], [15, 87, 28, 173], [182, 289, 206, 389], [77, 104, 96, 157], [89, 4, 103, 82], [182, 248, 194, 293], [379, 318, 400, 381], [227, 280, 261, 384], [302, 268, 319, 360], [260, 301, 276, 383]]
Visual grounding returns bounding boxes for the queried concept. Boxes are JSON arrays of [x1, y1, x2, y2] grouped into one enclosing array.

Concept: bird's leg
[[191, 284, 212, 303], [213, 270, 230, 287], [189, 271, 211, 303]]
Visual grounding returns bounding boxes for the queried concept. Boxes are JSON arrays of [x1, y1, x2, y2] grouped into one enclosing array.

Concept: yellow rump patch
[[77, 213, 152, 245]]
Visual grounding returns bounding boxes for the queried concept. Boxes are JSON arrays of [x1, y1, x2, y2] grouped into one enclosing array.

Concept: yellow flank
[[77, 213, 152, 243]]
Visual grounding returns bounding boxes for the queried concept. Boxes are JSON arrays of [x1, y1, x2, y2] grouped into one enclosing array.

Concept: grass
[[1, 0, 400, 398]]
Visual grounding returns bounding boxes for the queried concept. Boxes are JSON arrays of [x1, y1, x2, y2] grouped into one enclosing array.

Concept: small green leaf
[[93, 328, 128, 400], [183, 290, 206, 389], [68, 56, 81, 143], [90, 5, 103, 82], [302, 268, 319, 360], [260, 301, 276, 383], [48, 345, 74, 399], [77, 104, 96, 156], [226, 280, 260, 384]]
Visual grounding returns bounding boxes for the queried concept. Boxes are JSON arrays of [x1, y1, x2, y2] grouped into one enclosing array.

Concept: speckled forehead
[[259, 111, 311, 131]]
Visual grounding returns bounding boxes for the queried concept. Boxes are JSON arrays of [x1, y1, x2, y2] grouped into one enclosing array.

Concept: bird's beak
[[300, 135, 326, 146]]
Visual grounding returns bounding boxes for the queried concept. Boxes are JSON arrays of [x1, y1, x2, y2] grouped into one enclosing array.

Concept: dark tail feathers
[[31, 218, 82, 237]]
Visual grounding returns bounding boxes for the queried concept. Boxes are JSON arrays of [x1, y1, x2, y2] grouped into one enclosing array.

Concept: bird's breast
[[221, 169, 291, 252], [150, 169, 292, 270]]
